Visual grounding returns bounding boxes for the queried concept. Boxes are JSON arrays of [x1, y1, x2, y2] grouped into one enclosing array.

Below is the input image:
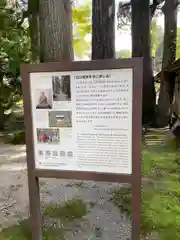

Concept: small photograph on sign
[[52, 75, 71, 101], [35, 89, 52, 109], [36, 128, 59, 144], [49, 111, 72, 128]]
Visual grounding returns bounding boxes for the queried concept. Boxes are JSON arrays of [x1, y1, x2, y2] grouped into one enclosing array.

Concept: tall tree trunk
[[157, 0, 178, 127], [28, 0, 40, 62], [29, 2, 73, 239], [92, 0, 115, 59], [131, 0, 156, 126], [39, 0, 73, 62]]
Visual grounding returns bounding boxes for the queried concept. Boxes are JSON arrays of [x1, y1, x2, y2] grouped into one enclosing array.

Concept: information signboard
[[21, 59, 142, 240]]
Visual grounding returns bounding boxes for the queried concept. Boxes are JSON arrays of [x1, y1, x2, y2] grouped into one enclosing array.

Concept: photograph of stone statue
[[35, 89, 52, 109], [49, 111, 72, 128], [52, 75, 71, 101]]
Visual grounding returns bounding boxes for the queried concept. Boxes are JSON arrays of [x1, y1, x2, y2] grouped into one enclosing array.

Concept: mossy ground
[[0, 199, 88, 240], [44, 199, 88, 221], [110, 133, 180, 240], [1, 131, 179, 239]]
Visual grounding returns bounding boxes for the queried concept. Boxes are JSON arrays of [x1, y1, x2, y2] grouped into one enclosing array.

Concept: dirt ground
[[0, 143, 131, 239]]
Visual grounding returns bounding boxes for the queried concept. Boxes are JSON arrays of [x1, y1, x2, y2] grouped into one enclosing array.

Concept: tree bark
[[157, 0, 178, 127], [92, 0, 115, 59], [39, 0, 73, 62], [131, 0, 156, 125], [28, 0, 40, 62], [29, 1, 74, 239]]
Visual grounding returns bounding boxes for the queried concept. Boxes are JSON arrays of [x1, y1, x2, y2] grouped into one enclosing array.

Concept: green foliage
[[4, 111, 24, 133], [0, 219, 31, 240], [0, 83, 23, 130], [176, 28, 180, 59], [0, 6, 30, 79], [44, 199, 87, 221], [151, 19, 164, 73], [0, 4, 30, 130], [118, 49, 131, 58], [110, 138, 180, 239], [0, 219, 65, 240], [0, 199, 88, 239], [0, 0, 92, 131], [151, 20, 159, 57], [73, 0, 91, 57], [43, 227, 65, 240], [7, 131, 25, 145]]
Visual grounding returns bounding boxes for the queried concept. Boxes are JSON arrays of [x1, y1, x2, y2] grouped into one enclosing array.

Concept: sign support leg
[[28, 173, 41, 240], [131, 170, 141, 240]]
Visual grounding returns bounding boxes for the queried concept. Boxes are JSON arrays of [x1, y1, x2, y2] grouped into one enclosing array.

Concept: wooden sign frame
[[21, 58, 143, 240]]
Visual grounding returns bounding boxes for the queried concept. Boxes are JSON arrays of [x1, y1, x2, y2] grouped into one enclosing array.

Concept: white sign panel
[[30, 69, 133, 174]]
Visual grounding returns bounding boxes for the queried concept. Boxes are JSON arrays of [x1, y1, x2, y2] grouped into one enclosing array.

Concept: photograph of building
[[49, 111, 72, 128], [52, 75, 71, 101]]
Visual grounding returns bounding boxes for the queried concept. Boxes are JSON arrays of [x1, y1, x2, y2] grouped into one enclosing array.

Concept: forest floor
[[110, 130, 180, 240], [0, 128, 176, 240], [0, 142, 131, 240]]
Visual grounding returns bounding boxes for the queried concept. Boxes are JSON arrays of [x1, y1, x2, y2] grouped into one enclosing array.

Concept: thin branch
[[150, 0, 165, 17], [118, 0, 165, 20], [120, 2, 131, 8]]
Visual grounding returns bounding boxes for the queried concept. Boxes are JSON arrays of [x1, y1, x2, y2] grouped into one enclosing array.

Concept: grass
[[0, 198, 88, 240], [110, 136, 180, 239], [0, 221, 65, 240], [44, 199, 88, 221], [2, 130, 179, 239], [0, 220, 31, 240]]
